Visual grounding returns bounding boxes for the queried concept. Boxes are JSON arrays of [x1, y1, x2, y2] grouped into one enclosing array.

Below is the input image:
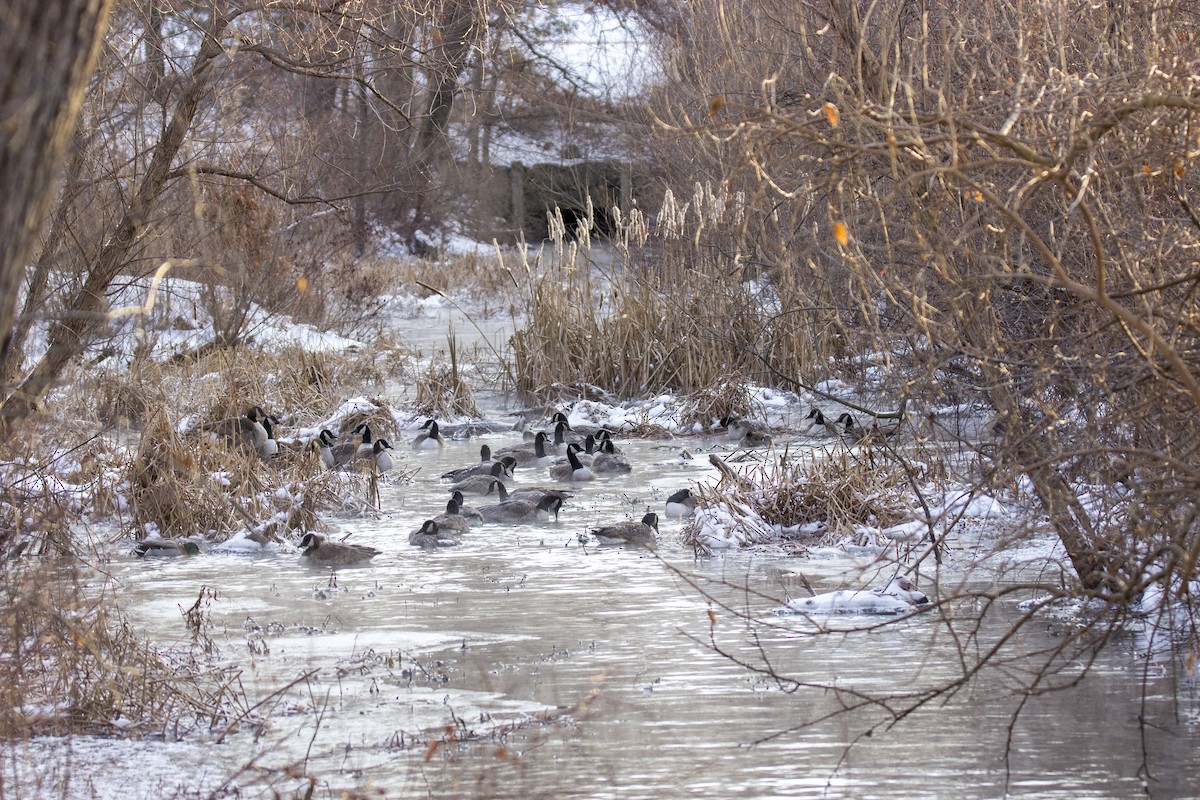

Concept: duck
[[434, 498, 471, 535], [298, 532, 380, 566], [592, 512, 659, 548], [134, 538, 201, 557], [494, 431, 554, 467], [591, 439, 632, 474], [409, 519, 461, 548], [441, 454, 516, 482], [310, 429, 338, 468], [664, 488, 698, 518], [549, 446, 595, 482], [449, 490, 484, 523], [478, 493, 564, 523], [449, 464, 508, 495], [205, 405, 270, 454], [412, 418, 446, 450], [330, 422, 371, 467]]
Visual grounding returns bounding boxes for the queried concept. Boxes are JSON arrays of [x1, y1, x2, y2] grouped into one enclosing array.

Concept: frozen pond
[[8, 426, 1200, 799]]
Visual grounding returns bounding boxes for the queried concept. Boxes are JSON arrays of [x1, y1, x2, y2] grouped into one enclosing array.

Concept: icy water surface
[[8, 430, 1200, 799]]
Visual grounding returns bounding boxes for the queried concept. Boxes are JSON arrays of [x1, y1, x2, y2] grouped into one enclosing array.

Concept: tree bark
[[0, 11, 231, 428], [0, 0, 114, 407]]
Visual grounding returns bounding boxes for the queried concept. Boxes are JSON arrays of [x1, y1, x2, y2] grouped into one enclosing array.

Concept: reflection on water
[[7, 424, 1200, 799]]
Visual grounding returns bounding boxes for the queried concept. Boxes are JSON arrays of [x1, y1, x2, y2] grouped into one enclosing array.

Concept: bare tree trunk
[[0, 0, 114, 407], [415, 0, 481, 161], [0, 11, 231, 428]]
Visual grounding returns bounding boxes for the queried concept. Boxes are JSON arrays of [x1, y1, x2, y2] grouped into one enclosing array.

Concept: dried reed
[[509, 189, 846, 404]]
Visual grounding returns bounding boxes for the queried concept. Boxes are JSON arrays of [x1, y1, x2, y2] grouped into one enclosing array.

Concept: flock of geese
[[141, 404, 896, 565]]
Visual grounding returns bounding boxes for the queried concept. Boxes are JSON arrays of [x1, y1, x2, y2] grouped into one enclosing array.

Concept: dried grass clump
[[695, 449, 913, 543], [93, 360, 166, 428], [509, 194, 849, 403], [0, 567, 237, 738], [415, 338, 480, 418], [679, 379, 756, 431], [332, 395, 400, 440], [130, 410, 251, 537]]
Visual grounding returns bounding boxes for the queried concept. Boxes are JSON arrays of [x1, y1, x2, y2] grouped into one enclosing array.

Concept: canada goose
[[489, 481, 573, 507], [550, 412, 611, 439], [439, 444, 496, 478], [134, 538, 200, 557], [494, 431, 554, 467], [593, 429, 623, 454], [441, 454, 516, 482], [592, 439, 632, 474], [205, 405, 270, 454], [412, 419, 445, 450], [720, 415, 772, 447], [363, 438, 394, 473], [298, 532, 380, 566], [259, 415, 280, 460], [449, 463, 508, 495], [450, 490, 484, 523], [310, 429, 337, 468], [838, 413, 900, 445], [549, 446, 595, 482], [548, 420, 576, 455], [592, 512, 659, 548], [330, 422, 371, 467], [664, 488, 698, 519], [799, 409, 841, 439], [434, 498, 471, 535], [409, 519, 461, 548], [478, 493, 563, 523]]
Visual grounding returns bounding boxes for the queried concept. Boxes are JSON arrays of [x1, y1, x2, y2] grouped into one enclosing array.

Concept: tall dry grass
[[509, 190, 853, 406], [0, 568, 239, 738]]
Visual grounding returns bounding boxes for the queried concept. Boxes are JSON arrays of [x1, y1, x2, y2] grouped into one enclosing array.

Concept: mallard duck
[[592, 512, 659, 548], [592, 439, 632, 473], [664, 488, 698, 518], [134, 538, 200, 557], [549, 446, 595, 482], [433, 498, 471, 535], [205, 405, 270, 454], [478, 493, 564, 523], [412, 418, 446, 450], [409, 519, 461, 548], [449, 464, 508, 495], [450, 490, 484, 523], [298, 532, 380, 566]]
